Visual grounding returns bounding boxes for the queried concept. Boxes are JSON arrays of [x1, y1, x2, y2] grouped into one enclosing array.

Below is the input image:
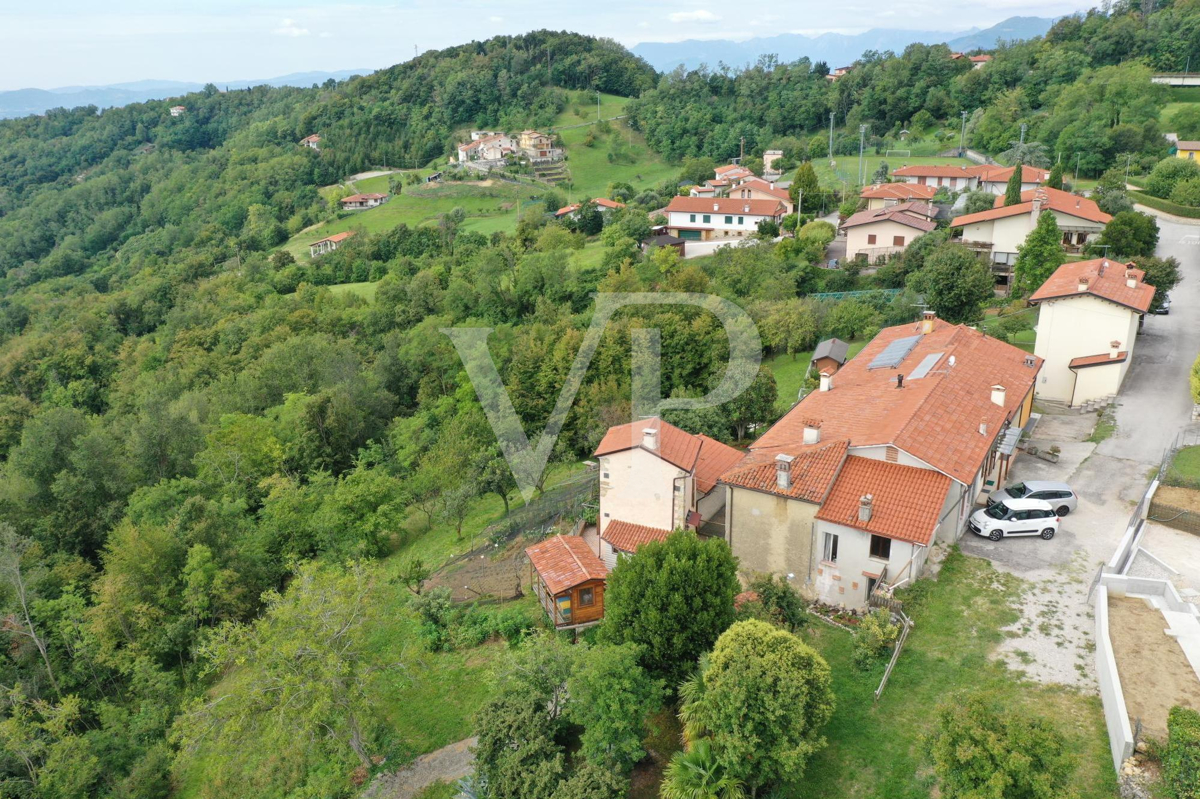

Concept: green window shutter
[[703, 214, 711, 223], [690, 214, 696, 222], [724, 215, 733, 224]]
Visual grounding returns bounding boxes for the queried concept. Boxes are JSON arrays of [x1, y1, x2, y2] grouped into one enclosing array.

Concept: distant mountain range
[[631, 16, 1056, 73], [0, 70, 372, 119]]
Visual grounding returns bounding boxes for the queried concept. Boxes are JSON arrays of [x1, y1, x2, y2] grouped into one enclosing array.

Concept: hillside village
[[4, 8, 1200, 799]]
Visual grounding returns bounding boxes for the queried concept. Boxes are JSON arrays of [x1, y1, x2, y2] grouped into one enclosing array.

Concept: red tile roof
[[555, 203, 581, 217], [311, 231, 355, 245], [664, 196, 787, 217], [593, 198, 626, 210], [970, 54, 993, 63], [841, 202, 938, 232], [967, 164, 1050, 184], [816, 456, 951, 545], [1028, 258, 1155, 313], [736, 177, 791, 201], [715, 164, 752, 177], [594, 418, 702, 474], [1070, 351, 1128, 369], [693, 435, 744, 493], [893, 165, 975, 178], [720, 439, 850, 502], [526, 535, 608, 594], [748, 320, 1041, 485], [601, 520, 673, 553], [860, 183, 938, 201], [951, 187, 1110, 227], [341, 193, 387, 203], [300, 134, 321, 143]]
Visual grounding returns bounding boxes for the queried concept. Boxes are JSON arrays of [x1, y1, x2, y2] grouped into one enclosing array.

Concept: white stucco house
[[950, 187, 1111, 289], [662, 196, 787, 241], [340, 193, 388, 210], [731, 177, 794, 214], [308, 231, 354, 258], [717, 313, 1042, 608], [457, 133, 517, 162], [841, 202, 937, 261], [1028, 258, 1155, 407], [593, 418, 743, 565], [892, 164, 975, 191], [300, 134, 321, 150]]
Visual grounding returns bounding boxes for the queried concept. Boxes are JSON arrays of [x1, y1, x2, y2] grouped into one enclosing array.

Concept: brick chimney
[[775, 453, 794, 490]]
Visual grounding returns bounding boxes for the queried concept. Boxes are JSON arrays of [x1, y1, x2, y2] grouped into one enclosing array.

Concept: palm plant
[[660, 740, 745, 799]]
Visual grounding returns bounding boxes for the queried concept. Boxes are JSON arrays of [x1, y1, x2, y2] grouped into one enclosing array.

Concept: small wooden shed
[[526, 534, 609, 630]]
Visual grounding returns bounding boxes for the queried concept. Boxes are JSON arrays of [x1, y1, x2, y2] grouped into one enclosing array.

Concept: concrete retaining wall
[[1094, 584, 1135, 771], [1103, 573, 1200, 618]]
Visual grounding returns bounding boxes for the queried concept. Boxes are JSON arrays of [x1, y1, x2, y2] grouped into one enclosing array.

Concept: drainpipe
[[672, 474, 687, 530]]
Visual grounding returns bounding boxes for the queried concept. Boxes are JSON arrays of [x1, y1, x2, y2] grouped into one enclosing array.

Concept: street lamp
[[1074, 152, 1082, 184], [959, 110, 969, 157], [829, 112, 835, 164], [857, 124, 867, 186]]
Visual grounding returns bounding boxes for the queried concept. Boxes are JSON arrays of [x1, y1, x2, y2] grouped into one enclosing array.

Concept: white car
[[968, 498, 1060, 542]]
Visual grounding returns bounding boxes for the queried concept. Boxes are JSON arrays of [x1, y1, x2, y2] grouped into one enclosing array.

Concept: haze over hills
[[0, 69, 372, 119], [631, 16, 1056, 72]]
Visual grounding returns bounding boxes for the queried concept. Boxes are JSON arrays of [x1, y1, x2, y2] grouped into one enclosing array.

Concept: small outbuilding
[[641, 233, 686, 257], [811, 338, 850, 377], [526, 534, 609, 630]]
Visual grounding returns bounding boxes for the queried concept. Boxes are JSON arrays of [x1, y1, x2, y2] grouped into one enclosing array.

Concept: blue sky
[[4, 0, 1093, 91]]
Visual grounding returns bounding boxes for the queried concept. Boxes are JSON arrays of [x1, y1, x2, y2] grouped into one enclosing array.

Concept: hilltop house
[[1028, 259, 1155, 407], [309, 231, 355, 258], [526, 535, 608, 630], [554, 198, 626, 219], [950, 187, 1111, 288], [169, 105, 186, 117], [663, 197, 787, 241], [717, 313, 1041, 608], [861, 182, 938, 209], [970, 54, 993, 69], [518, 130, 562, 162], [826, 66, 853, 81], [340, 193, 388, 210], [593, 418, 743, 558], [841, 202, 937, 261], [731, 177, 794, 214], [457, 133, 517, 162], [300, 134, 321, 150]]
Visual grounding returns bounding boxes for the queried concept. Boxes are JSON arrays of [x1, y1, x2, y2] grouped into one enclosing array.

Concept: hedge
[[1129, 189, 1200, 219], [1167, 705, 1200, 799]]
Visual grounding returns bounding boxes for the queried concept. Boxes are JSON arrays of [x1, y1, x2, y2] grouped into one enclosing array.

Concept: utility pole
[[959, 110, 969, 157], [857, 125, 867, 186], [596, 90, 601, 122], [1074, 152, 1082, 184], [740, 136, 745, 162], [1019, 123, 1027, 145], [1124, 152, 1134, 182], [829, 112, 835, 163]]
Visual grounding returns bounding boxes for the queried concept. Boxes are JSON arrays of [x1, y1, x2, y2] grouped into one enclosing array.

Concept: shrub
[[746, 573, 808, 631], [1146, 157, 1200, 199], [853, 609, 900, 669], [1166, 705, 1200, 799], [1191, 354, 1200, 405], [1171, 177, 1200, 208]]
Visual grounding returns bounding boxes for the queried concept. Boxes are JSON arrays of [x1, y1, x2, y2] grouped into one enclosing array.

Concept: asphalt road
[[1097, 213, 1200, 465]]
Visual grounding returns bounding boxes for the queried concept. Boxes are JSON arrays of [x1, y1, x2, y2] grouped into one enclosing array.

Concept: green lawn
[[551, 91, 677, 201], [1166, 444, 1200, 485], [766, 342, 869, 413], [281, 180, 545, 261], [326, 281, 378, 302], [792, 550, 1117, 799]]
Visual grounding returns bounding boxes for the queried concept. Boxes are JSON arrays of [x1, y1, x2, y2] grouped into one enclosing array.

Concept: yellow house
[[1176, 140, 1200, 160], [1029, 259, 1155, 407]]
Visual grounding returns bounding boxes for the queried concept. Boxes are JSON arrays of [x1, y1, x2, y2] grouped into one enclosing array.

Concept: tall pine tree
[[1047, 162, 1065, 190], [1004, 166, 1024, 206]]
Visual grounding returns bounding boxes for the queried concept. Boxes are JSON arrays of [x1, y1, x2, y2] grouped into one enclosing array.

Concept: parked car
[[969, 498, 1060, 541], [987, 481, 1077, 516], [1153, 295, 1171, 315]]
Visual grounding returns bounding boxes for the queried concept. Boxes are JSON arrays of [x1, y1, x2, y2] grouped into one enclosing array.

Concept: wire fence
[[1147, 431, 1200, 535], [473, 471, 599, 550]]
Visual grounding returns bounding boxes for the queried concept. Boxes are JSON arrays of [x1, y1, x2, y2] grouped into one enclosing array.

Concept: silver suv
[[988, 481, 1077, 517], [969, 498, 1061, 541]]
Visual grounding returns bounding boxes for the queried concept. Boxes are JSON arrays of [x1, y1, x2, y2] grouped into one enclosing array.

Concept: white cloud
[[489, 15, 503, 22], [273, 18, 310, 37], [668, 9, 721, 23], [318, 31, 333, 38]]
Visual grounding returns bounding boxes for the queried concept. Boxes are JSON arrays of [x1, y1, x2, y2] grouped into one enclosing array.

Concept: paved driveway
[[958, 210, 1200, 687]]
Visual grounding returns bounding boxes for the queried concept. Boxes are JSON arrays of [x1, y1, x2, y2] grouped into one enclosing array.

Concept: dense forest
[[0, 4, 1190, 797]]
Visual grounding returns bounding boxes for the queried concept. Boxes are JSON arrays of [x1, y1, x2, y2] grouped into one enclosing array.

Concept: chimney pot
[[979, 418, 988, 436], [803, 420, 822, 445], [1078, 277, 1089, 293], [991, 384, 1006, 407], [896, 373, 905, 389], [858, 494, 874, 523], [921, 310, 936, 334], [713, 203, 719, 211], [819, 371, 832, 392], [1110, 340, 1121, 359], [775, 453, 795, 490]]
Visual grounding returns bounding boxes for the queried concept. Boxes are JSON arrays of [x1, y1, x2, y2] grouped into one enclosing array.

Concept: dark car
[[1153, 295, 1171, 315]]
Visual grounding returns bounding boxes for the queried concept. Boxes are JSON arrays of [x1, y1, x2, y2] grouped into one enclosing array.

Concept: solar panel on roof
[[868, 334, 922, 370], [907, 352, 943, 379]]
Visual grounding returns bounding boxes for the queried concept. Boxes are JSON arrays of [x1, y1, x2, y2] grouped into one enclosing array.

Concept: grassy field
[[766, 342, 869, 413], [280, 180, 545, 261], [551, 91, 678, 201], [326, 281, 378, 302], [791, 550, 1117, 799]]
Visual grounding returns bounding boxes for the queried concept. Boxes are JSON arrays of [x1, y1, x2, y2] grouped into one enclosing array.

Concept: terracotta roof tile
[[967, 164, 1050, 184], [1070, 351, 1128, 368], [664, 196, 786, 217], [526, 535, 608, 594], [1028, 258, 1154, 313], [594, 418, 702, 474], [341, 193, 387, 203], [860, 183, 938, 201], [311, 231, 355, 245], [842, 202, 938, 232], [720, 439, 850, 502], [693, 435, 744, 493], [601, 520, 673, 553], [736, 177, 791, 201], [893, 165, 975, 178], [815, 456, 952, 545], [751, 320, 1041, 485], [951, 187, 1110, 226]]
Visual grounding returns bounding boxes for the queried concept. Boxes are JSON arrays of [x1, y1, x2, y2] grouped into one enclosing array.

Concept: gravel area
[[362, 737, 476, 799]]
